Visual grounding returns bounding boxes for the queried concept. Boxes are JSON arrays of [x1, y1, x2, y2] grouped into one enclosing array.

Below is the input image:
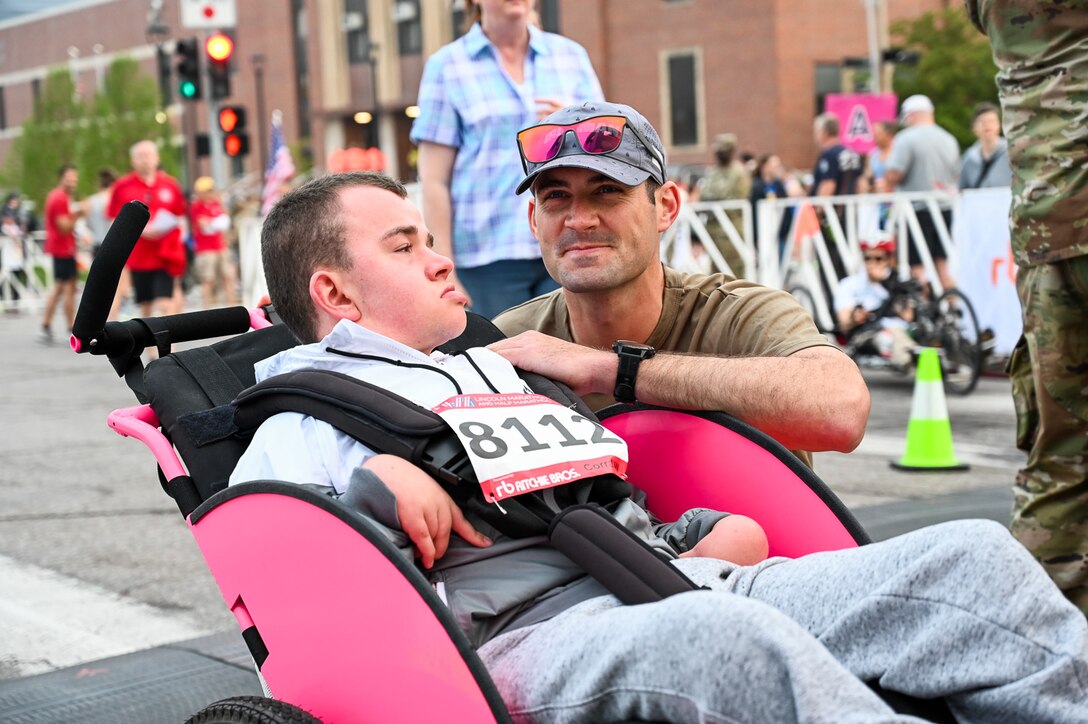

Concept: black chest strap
[[180, 368, 630, 538]]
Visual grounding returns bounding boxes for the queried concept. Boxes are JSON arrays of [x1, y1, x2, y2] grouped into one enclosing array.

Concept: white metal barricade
[[663, 199, 754, 278], [1, 231, 50, 313]]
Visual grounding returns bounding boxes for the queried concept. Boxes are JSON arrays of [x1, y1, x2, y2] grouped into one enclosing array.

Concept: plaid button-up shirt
[[411, 23, 603, 269]]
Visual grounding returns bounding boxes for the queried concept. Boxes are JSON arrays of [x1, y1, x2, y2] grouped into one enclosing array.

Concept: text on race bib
[[433, 393, 628, 503]]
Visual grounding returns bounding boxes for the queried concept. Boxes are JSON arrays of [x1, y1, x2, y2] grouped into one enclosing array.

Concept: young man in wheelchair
[[833, 234, 919, 369], [230, 167, 1087, 723]]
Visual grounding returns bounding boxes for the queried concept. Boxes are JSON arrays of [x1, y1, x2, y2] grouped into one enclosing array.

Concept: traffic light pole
[[181, 90, 196, 192], [203, 30, 227, 189]]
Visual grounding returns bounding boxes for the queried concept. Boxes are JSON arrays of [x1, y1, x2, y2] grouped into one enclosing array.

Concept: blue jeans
[[457, 259, 559, 320]]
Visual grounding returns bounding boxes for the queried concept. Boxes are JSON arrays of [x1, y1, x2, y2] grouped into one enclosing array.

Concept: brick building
[[564, 0, 949, 176], [0, 0, 948, 189]]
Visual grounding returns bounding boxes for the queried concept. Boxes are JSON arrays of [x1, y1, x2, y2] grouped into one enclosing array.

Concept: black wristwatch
[[612, 340, 656, 404]]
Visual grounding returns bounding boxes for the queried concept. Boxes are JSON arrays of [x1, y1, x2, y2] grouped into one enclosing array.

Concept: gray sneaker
[[37, 326, 53, 345]]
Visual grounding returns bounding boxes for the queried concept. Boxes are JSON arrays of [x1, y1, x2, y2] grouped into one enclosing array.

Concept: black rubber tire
[[787, 285, 827, 333], [928, 289, 983, 396], [185, 696, 322, 724]]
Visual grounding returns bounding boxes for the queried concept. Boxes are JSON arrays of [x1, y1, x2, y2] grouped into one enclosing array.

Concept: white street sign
[[180, 0, 237, 29]]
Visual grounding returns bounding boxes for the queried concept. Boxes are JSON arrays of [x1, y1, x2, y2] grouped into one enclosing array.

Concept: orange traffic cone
[[890, 348, 969, 471]]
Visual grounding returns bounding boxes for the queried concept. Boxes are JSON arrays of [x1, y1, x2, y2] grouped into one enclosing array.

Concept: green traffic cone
[[890, 348, 969, 471]]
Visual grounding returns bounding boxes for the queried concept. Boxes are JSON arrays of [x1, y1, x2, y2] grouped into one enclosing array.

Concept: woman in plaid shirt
[[411, 0, 603, 320]]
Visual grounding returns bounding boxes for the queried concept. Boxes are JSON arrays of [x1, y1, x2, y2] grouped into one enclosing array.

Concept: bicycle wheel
[[787, 285, 827, 333], [928, 289, 983, 395]]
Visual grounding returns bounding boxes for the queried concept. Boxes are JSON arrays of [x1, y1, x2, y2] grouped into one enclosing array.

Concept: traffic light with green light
[[175, 38, 201, 100]]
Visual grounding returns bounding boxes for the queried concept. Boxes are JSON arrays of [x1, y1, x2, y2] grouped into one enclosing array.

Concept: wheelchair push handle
[[71, 200, 150, 353], [90, 306, 254, 360]]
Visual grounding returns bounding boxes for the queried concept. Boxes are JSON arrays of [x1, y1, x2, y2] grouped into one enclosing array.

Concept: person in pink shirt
[[39, 164, 84, 343]]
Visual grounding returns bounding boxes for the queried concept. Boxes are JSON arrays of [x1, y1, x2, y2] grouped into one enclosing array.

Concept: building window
[[31, 78, 41, 112], [815, 62, 842, 115], [0, 87, 6, 130], [344, 0, 370, 65], [665, 51, 700, 148], [538, 0, 560, 33], [396, 0, 422, 56]]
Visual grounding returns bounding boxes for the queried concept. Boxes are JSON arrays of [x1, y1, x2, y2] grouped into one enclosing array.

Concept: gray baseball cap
[[515, 101, 668, 195]]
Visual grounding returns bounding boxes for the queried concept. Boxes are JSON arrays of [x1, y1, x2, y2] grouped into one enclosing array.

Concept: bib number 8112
[[433, 393, 630, 503], [459, 413, 623, 459]]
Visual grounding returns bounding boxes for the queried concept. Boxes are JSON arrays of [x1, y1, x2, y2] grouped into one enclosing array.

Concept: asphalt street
[[0, 304, 1022, 721]]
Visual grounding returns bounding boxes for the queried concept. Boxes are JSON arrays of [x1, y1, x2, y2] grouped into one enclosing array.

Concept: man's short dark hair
[[261, 171, 407, 343], [645, 179, 660, 205], [57, 163, 76, 178], [971, 101, 1000, 123], [815, 113, 840, 138], [875, 120, 899, 135]]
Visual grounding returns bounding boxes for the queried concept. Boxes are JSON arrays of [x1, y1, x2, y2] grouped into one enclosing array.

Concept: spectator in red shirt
[[190, 176, 237, 308], [39, 164, 84, 343], [107, 140, 186, 317]]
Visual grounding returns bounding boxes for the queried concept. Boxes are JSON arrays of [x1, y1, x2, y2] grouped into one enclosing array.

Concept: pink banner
[[824, 93, 898, 155]]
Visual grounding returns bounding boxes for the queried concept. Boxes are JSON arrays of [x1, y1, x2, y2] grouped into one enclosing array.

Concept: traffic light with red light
[[205, 32, 234, 101], [175, 37, 201, 101], [218, 106, 249, 157]]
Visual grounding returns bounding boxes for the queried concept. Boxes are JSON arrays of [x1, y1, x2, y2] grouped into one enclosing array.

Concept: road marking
[[0, 554, 213, 678]]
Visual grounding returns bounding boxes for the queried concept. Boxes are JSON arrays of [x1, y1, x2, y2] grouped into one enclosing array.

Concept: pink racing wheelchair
[[71, 202, 952, 723]]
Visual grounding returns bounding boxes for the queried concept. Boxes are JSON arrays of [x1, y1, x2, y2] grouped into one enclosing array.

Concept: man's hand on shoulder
[[488, 331, 616, 397], [362, 454, 491, 569]]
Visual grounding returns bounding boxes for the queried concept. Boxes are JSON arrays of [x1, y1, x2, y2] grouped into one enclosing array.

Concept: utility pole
[[864, 0, 882, 93], [252, 53, 268, 175]]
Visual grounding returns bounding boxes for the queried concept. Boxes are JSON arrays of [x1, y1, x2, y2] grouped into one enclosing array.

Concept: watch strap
[[612, 341, 654, 404]]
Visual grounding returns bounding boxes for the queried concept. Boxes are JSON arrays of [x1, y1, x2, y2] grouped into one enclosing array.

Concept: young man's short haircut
[[261, 171, 407, 343]]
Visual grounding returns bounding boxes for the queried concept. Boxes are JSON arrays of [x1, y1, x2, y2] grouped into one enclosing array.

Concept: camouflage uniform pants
[[1010, 254, 1088, 615], [704, 212, 747, 279]]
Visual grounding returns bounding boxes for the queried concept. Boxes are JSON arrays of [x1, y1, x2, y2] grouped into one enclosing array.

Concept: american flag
[[261, 110, 296, 216]]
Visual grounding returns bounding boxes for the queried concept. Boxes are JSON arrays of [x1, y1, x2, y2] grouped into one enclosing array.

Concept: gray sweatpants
[[478, 519, 1088, 723]]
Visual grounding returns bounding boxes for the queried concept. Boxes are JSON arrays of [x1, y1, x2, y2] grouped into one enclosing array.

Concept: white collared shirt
[[230, 320, 531, 494]]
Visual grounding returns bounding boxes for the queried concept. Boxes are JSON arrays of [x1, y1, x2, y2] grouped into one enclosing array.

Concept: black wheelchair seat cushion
[[145, 323, 299, 500]]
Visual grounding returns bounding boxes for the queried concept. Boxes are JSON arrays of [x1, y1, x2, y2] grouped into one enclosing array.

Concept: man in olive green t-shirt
[[490, 101, 870, 465]]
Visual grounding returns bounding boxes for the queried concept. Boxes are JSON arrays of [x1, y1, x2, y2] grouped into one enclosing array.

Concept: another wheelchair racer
[[833, 233, 918, 369]]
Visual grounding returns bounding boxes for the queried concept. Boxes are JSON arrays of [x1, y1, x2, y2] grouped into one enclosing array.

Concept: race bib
[[432, 393, 628, 504]]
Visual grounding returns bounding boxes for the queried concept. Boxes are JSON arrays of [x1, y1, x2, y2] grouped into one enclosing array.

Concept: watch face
[[613, 340, 654, 354]]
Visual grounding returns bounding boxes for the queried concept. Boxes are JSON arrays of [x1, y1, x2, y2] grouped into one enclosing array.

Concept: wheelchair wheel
[[186, 696, 320, 724], [925, 289, 983, 396]]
